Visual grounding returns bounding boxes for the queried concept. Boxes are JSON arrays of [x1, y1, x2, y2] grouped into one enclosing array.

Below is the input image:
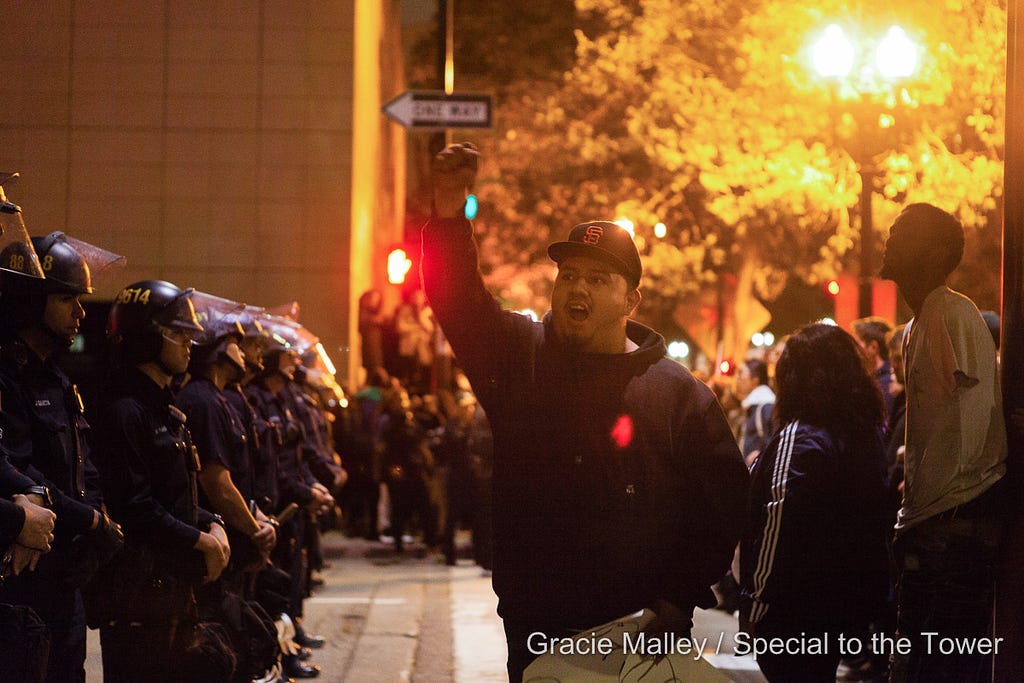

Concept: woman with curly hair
[[739, 322, 890, 682]]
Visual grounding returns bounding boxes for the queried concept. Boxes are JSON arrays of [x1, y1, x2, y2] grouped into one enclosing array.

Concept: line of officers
[[0, 189, 347, 682]]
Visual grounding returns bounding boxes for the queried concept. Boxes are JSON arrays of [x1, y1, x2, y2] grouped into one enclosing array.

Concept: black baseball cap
[[547, 221, 642, 287]]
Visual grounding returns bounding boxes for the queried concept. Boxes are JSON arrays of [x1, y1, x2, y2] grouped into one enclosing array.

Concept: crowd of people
[[0, 139, 1012, 683], [704, 207, 1006, 682], [422, 143, 1008, 683], [339, 363, 494, 568]]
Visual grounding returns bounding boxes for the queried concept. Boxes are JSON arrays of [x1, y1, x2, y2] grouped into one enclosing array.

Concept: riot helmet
[[0, 174, 44, 280], [301, 341, 345, 405], [258, 314, 308, 381], [224, 305, 270, 373], [107, 280, 204, 366], [2, 232, 125, 341], [189, 293, 247, 374], [31, 232, 125, 295]]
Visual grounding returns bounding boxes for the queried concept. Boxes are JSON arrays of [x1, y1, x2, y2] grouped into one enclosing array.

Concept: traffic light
[[387, 247, 412, 285], [464, 193, 478, 220], [826, 279, 841, 297], [719, 359, 735, 376]]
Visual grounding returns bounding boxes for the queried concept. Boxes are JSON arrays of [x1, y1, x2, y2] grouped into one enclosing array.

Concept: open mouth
[[567, 302, 589, 322]]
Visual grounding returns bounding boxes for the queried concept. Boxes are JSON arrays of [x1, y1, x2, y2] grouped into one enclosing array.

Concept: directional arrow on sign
[[382, 91, 493, 129]]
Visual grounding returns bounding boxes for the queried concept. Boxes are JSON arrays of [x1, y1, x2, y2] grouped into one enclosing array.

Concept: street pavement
[[85, 530, 767, 682]]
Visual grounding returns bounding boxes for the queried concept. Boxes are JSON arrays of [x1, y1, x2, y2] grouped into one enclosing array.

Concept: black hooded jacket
[[422, 215, 748, 630]]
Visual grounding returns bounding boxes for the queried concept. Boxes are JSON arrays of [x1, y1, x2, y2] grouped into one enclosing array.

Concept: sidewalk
[[86, 531, 766, 682], [303, 532, 764, 682], [302, 532, 507, 682]]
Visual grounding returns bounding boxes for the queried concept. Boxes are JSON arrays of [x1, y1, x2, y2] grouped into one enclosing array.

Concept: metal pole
[[437, 0, 447, 91], [859, 166, 874, 318], [441, 0, 455, 146], [996, 0, 1024, 679], [444, 0, 454, 96]]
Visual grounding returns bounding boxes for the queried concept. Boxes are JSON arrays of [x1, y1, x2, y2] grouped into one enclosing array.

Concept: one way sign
[[382, 91, 492, 129]]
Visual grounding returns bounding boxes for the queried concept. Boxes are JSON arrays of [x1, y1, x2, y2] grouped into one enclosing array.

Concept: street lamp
[[810, 23, 920, 317]]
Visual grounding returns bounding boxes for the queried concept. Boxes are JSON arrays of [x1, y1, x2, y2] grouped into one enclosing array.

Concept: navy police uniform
[[0, 339, 104, 683], [90, 367, 220, 683]]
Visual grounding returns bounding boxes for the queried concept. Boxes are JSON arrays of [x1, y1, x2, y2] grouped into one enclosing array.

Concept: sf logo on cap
[[583, 224, 604, 245]]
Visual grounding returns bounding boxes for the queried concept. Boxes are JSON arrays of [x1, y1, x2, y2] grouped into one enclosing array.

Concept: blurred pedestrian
[[852, 316, 895, 420], [735, 358, 775, 466], [423, 142, 748, 682], [880, 203, 1007, 682], [740, 323, 890, 682], [393, 289, 434, 393], [358, 289, 387, 380], [885, 325, 907, 507], [466, 401, 494, 572], [379, 386, 432, 553]]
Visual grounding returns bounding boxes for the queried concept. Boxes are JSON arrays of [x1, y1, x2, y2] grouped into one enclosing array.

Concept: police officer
[[292, 347, 346, 496], [0, 181, 58, 583], [177, 302, 276, 586], [225, 309, 281, 540], [244, 325, 327, 678], [91, 280, 229, 683], [0, 231, 126, 683]]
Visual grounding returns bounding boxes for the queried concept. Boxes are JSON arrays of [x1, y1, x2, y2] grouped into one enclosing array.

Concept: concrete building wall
[[0, 1, 404, 385]]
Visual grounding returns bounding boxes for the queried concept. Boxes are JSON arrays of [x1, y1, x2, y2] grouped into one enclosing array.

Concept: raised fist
[[432, 142, 479, 218]]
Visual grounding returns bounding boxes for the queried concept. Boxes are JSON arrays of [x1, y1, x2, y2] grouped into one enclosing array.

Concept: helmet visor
[[154, 288, 204, 334], [224, 305, 271, 339], [260, 315, 319, 354], [0, 201, 44, 279], [62, 235, 126, 290], [35, 232, 126, 294], [190, 291, 246, 345]]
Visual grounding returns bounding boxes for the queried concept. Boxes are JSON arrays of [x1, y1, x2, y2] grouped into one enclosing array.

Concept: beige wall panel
[[0, 1, 395, 386]]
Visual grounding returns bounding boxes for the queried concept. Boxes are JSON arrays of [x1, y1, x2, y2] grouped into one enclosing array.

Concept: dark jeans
[[891, 496, 1005, 682]]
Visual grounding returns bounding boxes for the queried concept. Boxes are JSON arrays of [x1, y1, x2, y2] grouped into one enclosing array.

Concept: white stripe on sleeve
[[749, 420, 799, 623]]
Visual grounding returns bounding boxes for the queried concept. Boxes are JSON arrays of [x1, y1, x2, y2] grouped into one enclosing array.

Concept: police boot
[[283, 654, 321, 679], [293, 618, 325, 649]]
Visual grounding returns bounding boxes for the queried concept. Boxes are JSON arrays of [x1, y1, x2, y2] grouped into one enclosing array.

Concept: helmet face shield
[[33, 232, 126, 294], [302, 341, 343, 399], [223, 304, 269, 340], [188, 293, 249, 372], [189, 291, 246, 346], [154, 288, 204, 333], [260, 315, 318, 354], [0, 201, 44, 279]]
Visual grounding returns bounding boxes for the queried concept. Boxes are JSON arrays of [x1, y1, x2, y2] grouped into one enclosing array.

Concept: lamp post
[[810, 24, 919, 318]]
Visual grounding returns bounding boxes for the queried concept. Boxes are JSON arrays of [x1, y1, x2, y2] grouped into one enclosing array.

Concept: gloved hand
[[61, 512, 125, 590], [91, 511, 125, 562]]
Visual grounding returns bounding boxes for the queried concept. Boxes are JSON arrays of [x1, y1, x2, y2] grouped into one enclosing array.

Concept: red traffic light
[[387, 247, 413, 285], [719, 359, 734, 376], [826, 279, 841, 296]]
